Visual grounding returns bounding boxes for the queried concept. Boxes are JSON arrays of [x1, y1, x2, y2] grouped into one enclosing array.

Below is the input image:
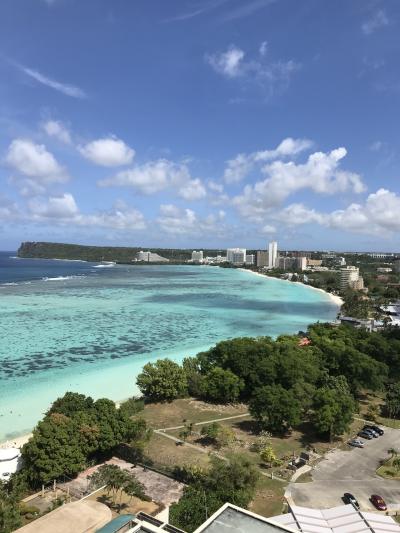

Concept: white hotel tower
[[268, 241, 278, 268]]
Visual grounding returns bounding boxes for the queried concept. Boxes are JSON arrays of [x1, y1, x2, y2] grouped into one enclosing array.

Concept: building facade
[[191, 250, 204, 263], [256, 250, 269, 268], [340, 266, 360, 290], [226, 248, 246, 265], [268, 241, 278, 268]]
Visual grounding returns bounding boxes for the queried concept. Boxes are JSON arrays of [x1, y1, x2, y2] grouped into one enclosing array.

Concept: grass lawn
[[249, 476, 287, 518], [140, 398, 248, 429], [145, 432, 211, 470]]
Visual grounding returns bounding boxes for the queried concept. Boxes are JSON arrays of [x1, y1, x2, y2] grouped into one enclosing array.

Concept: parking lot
[[289, 426, 400, 511]]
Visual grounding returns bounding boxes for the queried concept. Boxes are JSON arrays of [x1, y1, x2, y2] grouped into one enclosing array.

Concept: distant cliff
[[17, 242, 218, 263]]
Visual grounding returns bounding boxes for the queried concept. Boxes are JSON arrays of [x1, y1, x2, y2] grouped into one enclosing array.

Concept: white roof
[[275, 505, 400, 533], [0, 447, 20, 461]]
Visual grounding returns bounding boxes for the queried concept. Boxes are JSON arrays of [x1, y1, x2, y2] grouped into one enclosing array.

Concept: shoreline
[[238, 268, 343, 308]]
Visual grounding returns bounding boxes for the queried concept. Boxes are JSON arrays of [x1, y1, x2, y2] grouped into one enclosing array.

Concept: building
[[0, 447, 22, 481], [191, 250, 204, 263], [278, 257, 297, 270], [349, 277, 365, 290], [256, 250, 268, 268], [95, 502, 400, 533], [306, 259, 322, 268], [136, 251, 169, 263], [340, 266, 360, 291], [368, 252, 395, 258], [377, 267, 392, 273], [296, 257, 307, 271], [394, 260, 400, 273], [245, 254, 254, 265], [226, 248, 246, 265], [268, 241, 278, 268]]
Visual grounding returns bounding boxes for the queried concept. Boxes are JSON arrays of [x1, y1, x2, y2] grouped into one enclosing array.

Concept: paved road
[[290, 427, 400, 511]]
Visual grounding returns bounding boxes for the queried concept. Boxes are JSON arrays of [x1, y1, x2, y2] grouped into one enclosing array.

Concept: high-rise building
[[268, 241, 278, 268], [245, 254, 254, 265], [226, 248, 246, 264], [191, 250, 204, 263], [256, 250, 268, 268], [296, 257, 307, 271], [340, 266, 360, 291]]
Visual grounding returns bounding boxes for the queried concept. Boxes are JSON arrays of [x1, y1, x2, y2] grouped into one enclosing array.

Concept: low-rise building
[[307, 259, 322, 267], [136, 251, 169, 262], [0, 447, 22, 481]]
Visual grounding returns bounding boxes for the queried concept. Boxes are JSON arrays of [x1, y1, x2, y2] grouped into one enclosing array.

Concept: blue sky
[[1, 0, 400, 252]]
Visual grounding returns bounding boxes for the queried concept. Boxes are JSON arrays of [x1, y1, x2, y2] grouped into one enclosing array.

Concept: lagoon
[[0, 255, 338, 441]]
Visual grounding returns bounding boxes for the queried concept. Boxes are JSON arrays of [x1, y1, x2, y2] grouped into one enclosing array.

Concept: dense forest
[[17, 241, 225, 263]]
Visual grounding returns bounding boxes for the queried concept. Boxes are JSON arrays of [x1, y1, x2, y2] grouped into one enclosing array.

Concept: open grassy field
[[145, 432, 211, 470], [140, 398, 248, 429], [249, 476, 287, 518]]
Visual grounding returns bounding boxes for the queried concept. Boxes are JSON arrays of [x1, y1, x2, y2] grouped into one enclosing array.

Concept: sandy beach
[[0, 433, 33, 448], [239, 268, 344, 308]]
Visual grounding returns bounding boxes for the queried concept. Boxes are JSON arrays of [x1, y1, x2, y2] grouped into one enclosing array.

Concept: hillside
[[16, 242, 225, 263]]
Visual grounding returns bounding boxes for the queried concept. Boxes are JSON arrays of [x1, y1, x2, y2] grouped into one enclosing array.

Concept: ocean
[[0, 252, 338, 442]]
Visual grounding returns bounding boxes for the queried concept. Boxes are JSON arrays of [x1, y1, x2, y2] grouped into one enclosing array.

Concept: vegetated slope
[[17, 241, 225, 263]]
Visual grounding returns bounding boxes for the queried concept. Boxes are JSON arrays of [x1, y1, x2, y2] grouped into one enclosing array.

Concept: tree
[[48, 392, 94, 417], [260, 444, 277, 468], [136, 359, 188, 402], [182, 357, 204, 398], [0, 481, 22, 533], [366, 404, 379, 422], [249, 384, 301, 433], [386, 383, 400, 419], [200, 423, 235, 449], [200, 367, 243, 403], [392, 457, 400, 473], [312, 377, 355, 440]]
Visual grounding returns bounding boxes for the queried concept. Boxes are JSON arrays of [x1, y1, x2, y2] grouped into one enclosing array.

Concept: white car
[[348, 439, 364, 448]]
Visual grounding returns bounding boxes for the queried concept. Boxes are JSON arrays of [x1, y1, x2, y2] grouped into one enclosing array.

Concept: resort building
[[268, 241, 278, 268], [256, 250, 269, 268], [191, 250, 204, 263], [135, 251, 169, 263], [245, 254, 255, 265], [306, 259, 322, 268], [226, 248, 246, 265], [340, 266, 361, 291]]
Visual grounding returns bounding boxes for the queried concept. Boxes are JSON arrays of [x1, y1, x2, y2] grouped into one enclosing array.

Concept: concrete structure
[[278, 256, 307, 271], [245, 254, 255, 265], [340, 266, 360, 290], [256, 250, 269, 268], [0, 447, 22, 481], [14, 500, 112, 533], [226, 248, 246, 265], [191, 250, 204, 263], [136, 251, 169, 262], [368, 252, 395, 258], [268, 241, 278, 269], [296, 257, 307, 271], [349, 277, 365, 290]]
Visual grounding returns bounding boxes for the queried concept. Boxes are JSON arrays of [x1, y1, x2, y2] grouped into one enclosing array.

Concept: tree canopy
[[136, 359, 188, 402]]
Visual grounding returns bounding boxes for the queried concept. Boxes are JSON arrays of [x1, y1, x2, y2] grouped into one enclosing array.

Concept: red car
[[370, 494, 387, 511]]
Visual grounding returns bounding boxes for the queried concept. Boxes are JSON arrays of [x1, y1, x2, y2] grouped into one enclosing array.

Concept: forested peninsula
[[17, 241, 219, 263]]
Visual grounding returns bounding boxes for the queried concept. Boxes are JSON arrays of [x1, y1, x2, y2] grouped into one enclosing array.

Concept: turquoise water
[[0, 263, 338, 441]]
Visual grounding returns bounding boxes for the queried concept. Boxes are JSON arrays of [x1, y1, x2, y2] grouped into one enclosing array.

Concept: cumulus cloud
[[206, 43, 300, 96], [99, 158, 207, 201], [362, 9, 389, 35], [157, 204, 226, 236], [28, 193, 79, 219], [233, 147, 365, 220], [224, 137, 314, 183], [42, 120, 72, 144], [5, 139, 68, 186], [79, 136, 135, 167], [18, 65, 86, 98]]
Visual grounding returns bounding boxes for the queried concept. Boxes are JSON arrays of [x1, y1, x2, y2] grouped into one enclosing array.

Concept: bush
[[200, 367, 243, 403], [119, 397, 145, 417]]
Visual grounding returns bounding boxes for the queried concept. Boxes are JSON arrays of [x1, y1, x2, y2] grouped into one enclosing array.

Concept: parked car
[[348, 439, 364, 448], [370, 425, 384, 436], [363, 426, 379, 438], [343, 493, 360, 508], [358, 431, 373, 440], [370, 494, 387, 511]]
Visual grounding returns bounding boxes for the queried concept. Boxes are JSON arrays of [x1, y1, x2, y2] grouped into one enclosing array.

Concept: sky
[[1, 0, 400, 252]]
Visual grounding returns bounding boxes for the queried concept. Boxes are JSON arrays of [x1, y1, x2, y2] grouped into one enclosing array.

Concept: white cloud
[[259, 41, 268, 56], [29, 193, 79, 219], [206, 44, 300, 95], [224, 137, 313, 183], [26, 193, 146, 230], [233, 147, 365, 219], [99, 159, 207, 201], [5, 139, 68, 185], [261, 224, 276, 234], [42, 120, 72, 144], [79, 136, 135, 167], [178, 178, 207, 200], [223, 0, 275, 21], [207, 46, 245, 78], [362, 9, 389, 35], [19, 65, 86, 98], [370, 140, 383, 152], [157, 204, 226, 236]]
